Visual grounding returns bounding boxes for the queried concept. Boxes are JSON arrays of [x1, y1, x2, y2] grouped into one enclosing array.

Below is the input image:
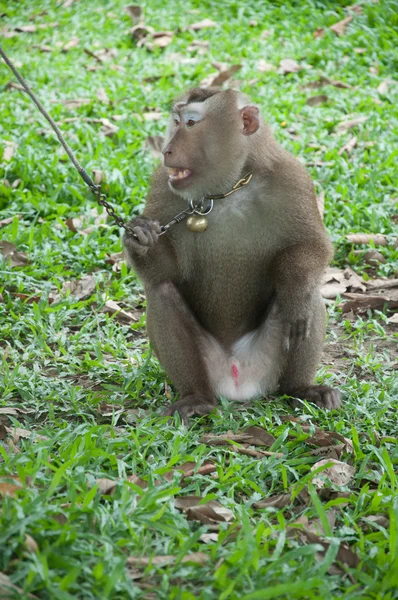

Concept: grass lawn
[[0, 0, 397, 598]]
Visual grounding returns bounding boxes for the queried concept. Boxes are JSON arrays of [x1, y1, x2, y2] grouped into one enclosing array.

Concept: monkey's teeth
[[168, 168, 191, 180]]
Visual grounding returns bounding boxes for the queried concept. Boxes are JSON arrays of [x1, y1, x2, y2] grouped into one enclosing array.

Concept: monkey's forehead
[[172, 101, 207, 115]]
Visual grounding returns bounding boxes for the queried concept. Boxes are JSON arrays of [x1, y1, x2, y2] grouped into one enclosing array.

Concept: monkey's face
[[162, 89, 260, 200]]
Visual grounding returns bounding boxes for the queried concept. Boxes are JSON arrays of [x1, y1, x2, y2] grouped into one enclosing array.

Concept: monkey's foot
[[161, 394, 218, 425], [290, 385, 341, 410]]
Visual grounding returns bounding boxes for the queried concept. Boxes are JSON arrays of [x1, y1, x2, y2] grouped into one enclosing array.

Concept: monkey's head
[[162, 88, 260, 200]]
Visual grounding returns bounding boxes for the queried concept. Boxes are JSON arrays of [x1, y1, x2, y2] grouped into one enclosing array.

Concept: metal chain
[[0, 44, 130, 231]]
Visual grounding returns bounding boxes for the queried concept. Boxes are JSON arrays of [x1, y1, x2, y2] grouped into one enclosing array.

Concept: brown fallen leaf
[[0, 476, 24, 497], [62, 36, 79, 52], [6, 427, 48, 443], [164, 461, 216, 481], [388, 313, 398, 324], [0, 571, 38, 600], [279, 58, 302, 74], [321, 266, 366, 299], [188, 18, 217, 30], [360, 249, 387, 265], [306, 95, 328, 106], [152, 33, 173, 48], [364, 514, 390, 529], [347, 4, 363, 15], [60, 98, 91, 109], [253, 493, 291, 509], [0, 215, 20, 228], [341, 292, 398, 314], [24, 534, 39, 553], [15, 24, 37, 33], [127, 552, 209, 567], [57, 275, 97, 300], [2, 142, 17, 162], [366, 278, 398, 291], [102, 299, 139, 324], [257, 60, 276, 73], [330, 16, 353, 36], [336, 116, 368, 133], [145, 135, 164, 159], [338, 135, 357, 155], [130, 24, 154, 41], [92, 169, 104, 185], [97, 87, 110, 104], [99, 118, 119, 137], [0, 241, 29, 267], [313, 27, 324, 39], [311, 458, 355, 489], [346, 233, 388, 246], [143, 111, 163, 121], [303, 76, 352, 90], [354, 47, 366, 54], [124, 5, 143, 22], [96, 477, 117, 495], [317, 190, 325, 219], [377, 80, 390, 95], [175, 496, 234, 524]]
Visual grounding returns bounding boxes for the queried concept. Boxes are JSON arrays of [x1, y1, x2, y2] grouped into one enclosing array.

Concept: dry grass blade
[[127, 552, 209, 567]]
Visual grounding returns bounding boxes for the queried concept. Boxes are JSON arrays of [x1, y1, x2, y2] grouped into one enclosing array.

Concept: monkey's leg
[[145, 281, 218, 423], [278, 295, 341, 409]]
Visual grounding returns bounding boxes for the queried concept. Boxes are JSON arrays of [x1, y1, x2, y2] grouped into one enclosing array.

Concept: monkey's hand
[[123, 217, 161, 258], [281, 305, 312, 353], [162, 394, 218, 426]]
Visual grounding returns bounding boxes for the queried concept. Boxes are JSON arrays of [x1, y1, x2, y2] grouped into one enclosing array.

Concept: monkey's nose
[[162, 147, 172, 157]]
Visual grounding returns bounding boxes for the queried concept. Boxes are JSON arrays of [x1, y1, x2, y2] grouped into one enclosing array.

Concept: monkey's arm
[[270, 239, 331, 350]]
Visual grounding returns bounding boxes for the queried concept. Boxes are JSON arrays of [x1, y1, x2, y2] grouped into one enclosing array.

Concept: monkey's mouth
[[168, 167, 193, 185]]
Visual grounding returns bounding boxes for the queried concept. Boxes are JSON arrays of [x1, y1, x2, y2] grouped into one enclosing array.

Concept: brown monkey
[[124, 87, 341, 422]]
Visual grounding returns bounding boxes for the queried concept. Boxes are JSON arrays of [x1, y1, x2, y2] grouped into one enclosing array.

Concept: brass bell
[[186, 215, 208, 232]]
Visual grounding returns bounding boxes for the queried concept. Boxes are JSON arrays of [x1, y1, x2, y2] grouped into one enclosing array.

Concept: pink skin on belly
[[231, 363, 239, 389]]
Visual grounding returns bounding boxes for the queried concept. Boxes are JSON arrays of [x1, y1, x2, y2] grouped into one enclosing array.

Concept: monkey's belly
[[201, 306, 285, 401]]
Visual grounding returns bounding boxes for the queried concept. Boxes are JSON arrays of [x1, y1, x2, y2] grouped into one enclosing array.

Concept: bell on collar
[[186, 215, 208, 232]]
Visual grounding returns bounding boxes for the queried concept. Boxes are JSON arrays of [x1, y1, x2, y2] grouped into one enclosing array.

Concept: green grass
[[0, 0, 397, 598]]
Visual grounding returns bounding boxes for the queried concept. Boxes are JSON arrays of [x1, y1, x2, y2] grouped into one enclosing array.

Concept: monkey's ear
[[240, 106, 260, 136]]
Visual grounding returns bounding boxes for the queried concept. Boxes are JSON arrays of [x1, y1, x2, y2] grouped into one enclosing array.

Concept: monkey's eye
[[174, 119, 179, 126], [187, 119, 196, 127]]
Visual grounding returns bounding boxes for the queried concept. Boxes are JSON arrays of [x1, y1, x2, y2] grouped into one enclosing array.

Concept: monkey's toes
[[291, 385, 341, 410], [161, 395, 218, 425]]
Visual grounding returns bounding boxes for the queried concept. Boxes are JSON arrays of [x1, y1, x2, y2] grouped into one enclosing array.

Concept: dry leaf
[[377, 80, 390, 94], [200, 533, 219, 543], [15, 25, 37, 33], [0, 215, 19, 228], [99, 118, 119, 137], [175, 496, 234, 524], [336, 116, 369, 133], [311, 459, 355, 489], [0, 241, 29, 267], [354, 47, 366, 54], [257, 60, 276, 73], [244, 426, 275, 446], [164, 461, 216, 481], [347, 4, 363, 15], [303, 76, 352, 90], [253, 494, 291, 509], [152, 33, 173, 48], [346, 233, 388, 246], [61, 275, 96, 300], [306, 94, 328, 107], [313, 27, 324, 38], [62, 36, 79, 52], [97, 87, 110, 104], [279, 58, 302, 74], [188, 18, 217, 30], [0, 572, 34, 600], [317, 190, 325, 219], [209, 64, 242, 86], [24, 534, 38, 553], [130, 24, 154, 41], [127, 552, 208, 567], [321, 266, 366, 299], [60, 98, 91, 109], [364, 514, 390, 528], [2, 142, 17, 162], [145, 135, 164, 159], [360, 250, 386, 265], [143, 111, 163, 121], [124, 5, 142, 22], [102, 299, 140, 324], [388, 313, 398, 324], [338, 136, 357, 155], [0, 476, 24, 497], [341, 292, 398, 314], [92, 169, 103, 185], [330, 16, 353, 36], [96, 478, 117, 494], [6, 427, 48, 443]]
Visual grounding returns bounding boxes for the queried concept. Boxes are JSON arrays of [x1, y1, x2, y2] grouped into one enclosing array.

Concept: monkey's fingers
[[291, 385, 341, 410], [124, 235, 149, 257]]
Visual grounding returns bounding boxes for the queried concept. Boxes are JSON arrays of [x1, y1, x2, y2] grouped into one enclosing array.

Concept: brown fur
[[124, 88, 341, 422]]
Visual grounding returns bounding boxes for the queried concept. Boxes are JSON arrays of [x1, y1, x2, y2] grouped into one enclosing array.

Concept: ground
[[0, 1, 397, 599]]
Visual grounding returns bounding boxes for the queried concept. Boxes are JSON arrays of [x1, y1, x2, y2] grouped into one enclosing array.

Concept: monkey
[[123, 87, 341, 423]]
